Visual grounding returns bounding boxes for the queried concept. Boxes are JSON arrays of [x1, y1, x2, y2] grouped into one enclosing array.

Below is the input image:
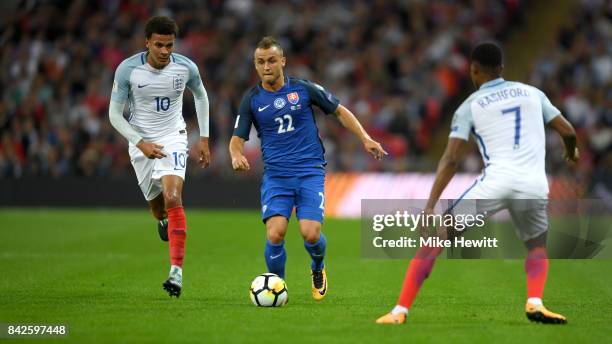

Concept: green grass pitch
[[1, 209, 611, 343]]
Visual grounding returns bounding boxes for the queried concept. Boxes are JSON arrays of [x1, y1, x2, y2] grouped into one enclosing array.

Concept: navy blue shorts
[[260, 174, 325, 223]]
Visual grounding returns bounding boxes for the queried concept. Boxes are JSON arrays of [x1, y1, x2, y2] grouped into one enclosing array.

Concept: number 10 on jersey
[[155, 97, 170, 111]]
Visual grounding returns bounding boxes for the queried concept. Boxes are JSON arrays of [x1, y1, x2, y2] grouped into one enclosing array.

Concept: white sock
[[391, 305, 409, 315], [527, 297, 542, 306], [170, 265, 182, 275]]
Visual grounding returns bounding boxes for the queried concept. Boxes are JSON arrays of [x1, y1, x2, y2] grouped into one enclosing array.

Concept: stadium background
[[0, 0, 609, 210]]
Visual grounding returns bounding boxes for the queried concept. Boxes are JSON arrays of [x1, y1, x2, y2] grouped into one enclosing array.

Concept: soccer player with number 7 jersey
[[230, 36, 387, 301], [108, 16, 211, 298], [376, 42, 579, 325]]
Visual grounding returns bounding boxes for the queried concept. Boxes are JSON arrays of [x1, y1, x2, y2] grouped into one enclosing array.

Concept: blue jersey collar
[[479, 77, 505, 89], [258, 76, 289, 93]]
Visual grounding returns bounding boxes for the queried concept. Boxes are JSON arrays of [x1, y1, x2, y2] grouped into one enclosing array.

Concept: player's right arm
[[426, 138, 467, 212], [538, 90, 579, 163], [425, 99, 472, 212], [108, 62, 166, 159], [229, 92, 254, 171]]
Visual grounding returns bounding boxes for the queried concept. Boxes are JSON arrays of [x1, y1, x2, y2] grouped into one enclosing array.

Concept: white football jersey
[[450, 78, 561, 196], [111, 52, 202, 143]]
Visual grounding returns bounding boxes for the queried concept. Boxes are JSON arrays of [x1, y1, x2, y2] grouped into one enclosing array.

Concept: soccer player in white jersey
[[376, 43, 578, 324], [108, 16, 211, 297]]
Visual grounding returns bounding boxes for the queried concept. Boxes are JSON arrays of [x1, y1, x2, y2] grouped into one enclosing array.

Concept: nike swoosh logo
[[258, 105, 270, 112], [137, 84, 149, 88], [269, 253, 283, 259]]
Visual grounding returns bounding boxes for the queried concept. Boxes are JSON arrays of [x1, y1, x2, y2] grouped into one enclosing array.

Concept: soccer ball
[[249, 273, 288, 307]]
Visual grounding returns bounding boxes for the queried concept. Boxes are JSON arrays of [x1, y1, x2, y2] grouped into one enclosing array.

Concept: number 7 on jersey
[[501, 106, 521, 149]]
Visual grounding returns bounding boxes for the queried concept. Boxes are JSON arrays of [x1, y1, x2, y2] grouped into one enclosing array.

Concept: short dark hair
[[471, 42, 503, 68], [145, 16, 178, 39], [256, 36, 283, 55]]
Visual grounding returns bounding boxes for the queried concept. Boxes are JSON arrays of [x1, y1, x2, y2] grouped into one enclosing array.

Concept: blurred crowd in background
[[528, 0, 611, 198], [0, 0, 608, 196]]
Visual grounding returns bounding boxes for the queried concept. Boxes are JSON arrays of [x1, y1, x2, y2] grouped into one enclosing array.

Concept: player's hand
[[363, 138, 388, 160], [198, 137, 211, 168], [563, 147, 579, 164], [136, 140, 166, 159], [231, 154, 250, 171]]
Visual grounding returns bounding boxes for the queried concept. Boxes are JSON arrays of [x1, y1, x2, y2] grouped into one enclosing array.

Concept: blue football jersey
[[233, 76, 340, 176]]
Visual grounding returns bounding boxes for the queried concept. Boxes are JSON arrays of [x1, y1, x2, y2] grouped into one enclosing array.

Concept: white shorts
[[129, 133, 188, 201], [448, 173, 549, 241]]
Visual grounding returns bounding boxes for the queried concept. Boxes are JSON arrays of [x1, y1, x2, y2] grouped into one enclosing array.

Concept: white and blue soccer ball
[[249, 273, 288, 307]]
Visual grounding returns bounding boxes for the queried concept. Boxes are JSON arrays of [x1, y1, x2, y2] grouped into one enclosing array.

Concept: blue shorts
[[261, 173, 325, 223]]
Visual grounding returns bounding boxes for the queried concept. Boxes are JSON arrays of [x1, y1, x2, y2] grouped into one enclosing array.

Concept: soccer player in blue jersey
[[230, 36, 387, 300], [109, 16, 210, 297]]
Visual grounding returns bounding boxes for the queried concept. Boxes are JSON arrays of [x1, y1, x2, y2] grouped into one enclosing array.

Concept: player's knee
[[266, 225, 286, 244], [267, 228, 286, 244], [266, 221, 287, 244], [265, 216, 288, 244], [301, 226, 321, 244], [163, 190, 182, 209]]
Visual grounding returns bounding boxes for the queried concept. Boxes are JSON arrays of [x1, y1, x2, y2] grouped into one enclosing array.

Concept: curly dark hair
[[145, 16, 178, 39]]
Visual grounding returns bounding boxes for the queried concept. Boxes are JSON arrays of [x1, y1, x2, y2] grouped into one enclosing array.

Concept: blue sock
[[264, 240, 287, 278], [304, 232, 326, 271]]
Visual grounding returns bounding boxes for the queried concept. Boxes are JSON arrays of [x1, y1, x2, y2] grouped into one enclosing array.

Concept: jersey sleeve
[[110, 62, 131, 103], [184, 58, 203, 92], [233, 92, 254, 141], [182, 58, 210, 137], [449, 98, 474, 141], [302, 80, 340, 114], [538, 89, 561, 123]]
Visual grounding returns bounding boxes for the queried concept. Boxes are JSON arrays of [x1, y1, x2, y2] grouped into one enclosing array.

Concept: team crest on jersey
[[287, 92, 299, 105], [274, 97, 286, 109], [173, 75, 185, 91]]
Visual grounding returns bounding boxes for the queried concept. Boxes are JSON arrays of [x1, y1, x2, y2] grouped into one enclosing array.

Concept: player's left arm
[[334, 105, 387, 160], [186, 60, 211, 168], [538, 89, 579, 164], [302, 79, 387, 160], [547, 115, 579, 163]]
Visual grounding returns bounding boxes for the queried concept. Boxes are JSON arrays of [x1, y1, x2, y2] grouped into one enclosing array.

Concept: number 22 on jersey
[[275, 114, 295, 134]]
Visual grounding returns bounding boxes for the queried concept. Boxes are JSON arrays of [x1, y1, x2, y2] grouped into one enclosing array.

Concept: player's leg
[[377, 179, 500, 324], [160, 174, 186, 297], [299, 219, 326, 271], [162, 175, 186, 261], [510, 199, 566, 324], [261, 174, 294, 279], [265, 216, 289, 278], [295, 174, 327, 300], [148, 194, 169, 242], [129, 145, 169, 241], [299, 219, 328, 300], [374, 240, 444, 324], [150, 135, 188, 297]]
